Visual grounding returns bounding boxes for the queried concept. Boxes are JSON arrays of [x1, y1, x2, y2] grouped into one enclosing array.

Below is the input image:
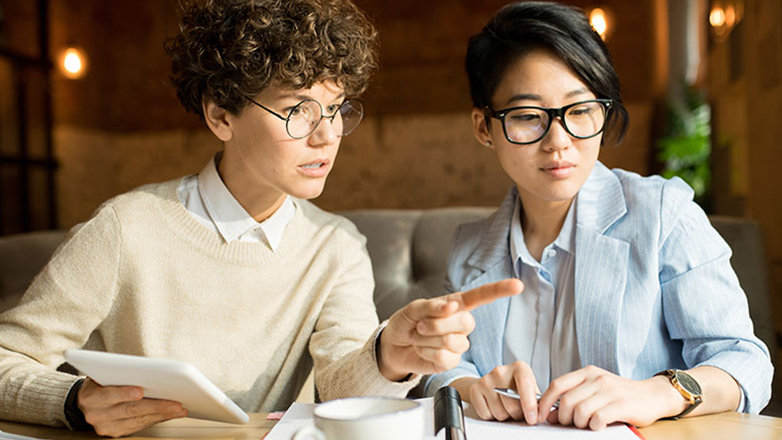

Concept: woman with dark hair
[[0, 0, 519, 437], [425, 1, 772, 431]]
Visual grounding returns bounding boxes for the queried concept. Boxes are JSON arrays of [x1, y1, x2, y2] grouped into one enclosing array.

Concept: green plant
[[657, 84, 711, 207]]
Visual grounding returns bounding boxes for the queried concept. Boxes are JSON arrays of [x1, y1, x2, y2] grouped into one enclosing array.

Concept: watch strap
[[673, 393, 703, 419], [655, 369, 703, 420]]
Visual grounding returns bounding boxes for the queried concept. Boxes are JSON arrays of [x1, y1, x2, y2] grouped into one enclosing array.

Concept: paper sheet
[[0, 430, 49, 440], [265, 398, 641, 440]]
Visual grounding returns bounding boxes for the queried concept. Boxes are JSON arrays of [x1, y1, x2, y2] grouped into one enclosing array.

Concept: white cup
[[292, 397, 424, 440]]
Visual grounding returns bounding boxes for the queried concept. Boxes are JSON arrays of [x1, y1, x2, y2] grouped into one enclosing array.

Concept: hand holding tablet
[[64, 349, 249, 425]]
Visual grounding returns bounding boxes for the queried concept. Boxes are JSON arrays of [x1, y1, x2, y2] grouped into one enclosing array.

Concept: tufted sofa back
[[339, 208, 493, 321], [0, 230, 67, 313]]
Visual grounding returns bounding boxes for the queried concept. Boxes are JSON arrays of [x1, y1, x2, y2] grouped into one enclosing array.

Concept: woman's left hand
[[538, 365, 685, 430]]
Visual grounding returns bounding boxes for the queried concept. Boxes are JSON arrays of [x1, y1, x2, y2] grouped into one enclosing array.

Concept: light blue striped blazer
[[424, 162, 773, 414]]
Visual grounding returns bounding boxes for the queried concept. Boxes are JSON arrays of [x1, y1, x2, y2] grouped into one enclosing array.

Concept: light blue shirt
[[177, 154, 295, 250], [425, 162, 771, 414], [504, 196, 580, 392]]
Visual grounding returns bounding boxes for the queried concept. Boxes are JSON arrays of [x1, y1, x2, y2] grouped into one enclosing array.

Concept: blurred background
[[0, 0, 780, 412]]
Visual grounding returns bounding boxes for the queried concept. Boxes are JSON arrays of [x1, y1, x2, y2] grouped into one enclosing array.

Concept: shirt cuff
[[736, 388, 746, 412], [63, 378, 93, 431]]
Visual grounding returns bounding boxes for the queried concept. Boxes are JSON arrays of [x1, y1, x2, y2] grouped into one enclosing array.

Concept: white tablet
[[63, 349, 249, 424]]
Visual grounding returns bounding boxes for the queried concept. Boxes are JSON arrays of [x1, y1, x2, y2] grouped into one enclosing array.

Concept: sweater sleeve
[[0, 207, 122, 427], [310, 220, 419, 400]]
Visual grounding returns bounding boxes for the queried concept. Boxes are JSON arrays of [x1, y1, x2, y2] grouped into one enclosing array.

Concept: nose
[[308, 116, 339, 147], [541, 117, 571, 152]]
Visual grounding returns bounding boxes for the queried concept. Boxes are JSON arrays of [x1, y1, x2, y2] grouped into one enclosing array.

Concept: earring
[[485, 141, 492, 147]]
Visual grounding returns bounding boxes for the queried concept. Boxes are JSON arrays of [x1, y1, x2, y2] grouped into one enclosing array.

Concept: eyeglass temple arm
[[243, 95, 288, 121]]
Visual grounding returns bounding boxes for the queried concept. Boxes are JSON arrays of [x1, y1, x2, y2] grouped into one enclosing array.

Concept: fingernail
[[527, 411, 537, 425], [417, 322, 427, 333]]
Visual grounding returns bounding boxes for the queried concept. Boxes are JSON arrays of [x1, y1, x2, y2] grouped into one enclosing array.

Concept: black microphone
[[434, 386, 467, 440]]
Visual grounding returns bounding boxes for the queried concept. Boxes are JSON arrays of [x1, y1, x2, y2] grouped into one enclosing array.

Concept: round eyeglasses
[[485, 99, 613, 145], [244, 96, 364, 139]]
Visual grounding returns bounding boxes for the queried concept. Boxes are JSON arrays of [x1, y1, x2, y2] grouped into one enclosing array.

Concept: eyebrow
[[503, 88, 591, 106]]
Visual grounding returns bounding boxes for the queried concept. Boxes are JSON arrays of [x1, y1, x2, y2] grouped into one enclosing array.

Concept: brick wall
[[42, 0, 664, 226]]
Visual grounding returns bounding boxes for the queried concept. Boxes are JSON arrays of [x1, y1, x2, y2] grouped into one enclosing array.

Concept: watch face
[[674, 371, 702, 395]]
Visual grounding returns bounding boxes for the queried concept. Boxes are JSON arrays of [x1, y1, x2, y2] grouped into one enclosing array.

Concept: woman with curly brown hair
[[0, 0, 520, 437]]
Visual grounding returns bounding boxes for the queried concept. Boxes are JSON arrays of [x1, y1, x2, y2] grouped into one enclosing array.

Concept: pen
[[494, 387, 560, 409]]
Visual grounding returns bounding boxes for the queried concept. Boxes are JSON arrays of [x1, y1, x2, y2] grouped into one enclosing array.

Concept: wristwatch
[[655, 369, 703, 419]]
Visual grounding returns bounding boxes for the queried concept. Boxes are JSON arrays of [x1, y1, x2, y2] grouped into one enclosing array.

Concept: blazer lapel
[[574, 163, 630, 371], [462, 187, 518, 374], [463, 262, 513, 374], [466, 187, 517, 272]]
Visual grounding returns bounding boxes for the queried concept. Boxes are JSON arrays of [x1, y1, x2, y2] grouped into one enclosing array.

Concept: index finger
[[447, 279, 523, 312], [538, 369, 586, 422]]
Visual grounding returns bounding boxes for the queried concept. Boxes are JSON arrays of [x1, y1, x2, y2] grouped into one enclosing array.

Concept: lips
[[298, 159, 331, 177], [541, 161, 575, 179]]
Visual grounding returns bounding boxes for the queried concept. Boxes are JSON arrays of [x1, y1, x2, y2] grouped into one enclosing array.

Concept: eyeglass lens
[[503, 101, 607, 144], [286, 100, 363, 139]]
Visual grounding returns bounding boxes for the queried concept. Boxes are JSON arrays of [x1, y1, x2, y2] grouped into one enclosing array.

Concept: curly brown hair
[[165, 0, 378, 117]]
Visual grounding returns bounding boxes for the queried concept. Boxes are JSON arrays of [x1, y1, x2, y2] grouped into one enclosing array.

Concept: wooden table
[[1, 411, 781, 440]]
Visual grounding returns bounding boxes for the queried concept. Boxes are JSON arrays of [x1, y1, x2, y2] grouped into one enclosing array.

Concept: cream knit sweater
[[0, 179, 417, 428]]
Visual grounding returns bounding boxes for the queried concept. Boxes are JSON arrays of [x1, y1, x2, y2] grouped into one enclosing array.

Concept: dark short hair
[[465, 1, 629, 145], [165, 0, 378, 118]]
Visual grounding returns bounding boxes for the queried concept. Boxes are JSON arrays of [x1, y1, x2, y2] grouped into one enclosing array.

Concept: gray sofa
[[0, 210, 775, 377]]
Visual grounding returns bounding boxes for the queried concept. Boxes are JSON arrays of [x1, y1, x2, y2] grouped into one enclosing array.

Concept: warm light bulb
[[590, 8, 608, 39], [725, 6, 736, 28], [709, 7, 726, 27], [63, 50, 82, 74], [58, 46, 89, 79]]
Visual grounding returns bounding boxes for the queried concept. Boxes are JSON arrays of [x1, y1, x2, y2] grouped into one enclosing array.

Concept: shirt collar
[[510, 196, 537, 268], [261, 197, 295, 250], [510, 194, 578, 267], [553, 199, 577, 255], [196, 154, 295, 249]]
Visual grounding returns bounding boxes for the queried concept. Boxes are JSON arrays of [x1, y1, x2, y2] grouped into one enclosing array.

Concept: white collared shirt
[[503, 196, 581, 392], [177, 154, 295, 250]]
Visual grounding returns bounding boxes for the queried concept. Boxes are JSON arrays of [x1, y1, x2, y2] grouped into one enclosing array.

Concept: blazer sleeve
[[424, 223, 485, 396], [658, 179, 773, 414], [424, 348, 481, 397]]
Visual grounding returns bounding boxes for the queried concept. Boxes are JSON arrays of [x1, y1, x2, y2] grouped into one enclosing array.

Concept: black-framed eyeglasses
[[244, 96, 364, 139], [485, 99, 613, 145]]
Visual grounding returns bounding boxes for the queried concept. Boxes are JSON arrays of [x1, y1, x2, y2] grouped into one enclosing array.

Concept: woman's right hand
[[78, 378, 188, 438], [450, 361, 541, 425]]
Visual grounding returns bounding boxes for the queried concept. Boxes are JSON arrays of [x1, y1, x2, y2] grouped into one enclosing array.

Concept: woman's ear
[[202, 99, 234, 142], [471, 108, 494, 149]]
